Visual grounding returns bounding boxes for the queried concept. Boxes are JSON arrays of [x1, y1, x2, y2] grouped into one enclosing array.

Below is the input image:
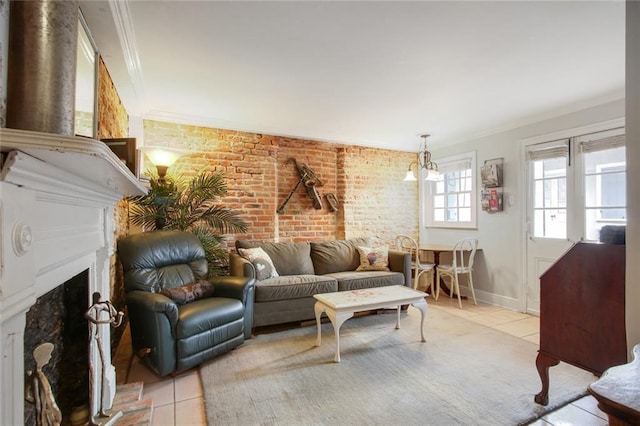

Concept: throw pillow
[[355, 245, 390, 272], [238, 247, 279, 280], [161, 280, 215, 305]]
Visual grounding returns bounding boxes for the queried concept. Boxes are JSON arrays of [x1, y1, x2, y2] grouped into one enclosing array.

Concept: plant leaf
[[127, 169, 248, 268]]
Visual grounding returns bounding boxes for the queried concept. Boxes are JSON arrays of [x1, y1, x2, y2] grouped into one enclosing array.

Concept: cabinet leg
[[534, 351, 560, 406]]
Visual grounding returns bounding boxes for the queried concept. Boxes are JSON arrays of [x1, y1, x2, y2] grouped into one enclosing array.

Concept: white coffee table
[[314, 285, 428, 362]]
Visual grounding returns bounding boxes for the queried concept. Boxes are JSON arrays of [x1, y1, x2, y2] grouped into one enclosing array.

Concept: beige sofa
[[229, 237, 411, 328]]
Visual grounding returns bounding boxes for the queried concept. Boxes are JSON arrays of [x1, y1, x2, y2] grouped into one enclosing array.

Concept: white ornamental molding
[[11, 222, 32, 256]]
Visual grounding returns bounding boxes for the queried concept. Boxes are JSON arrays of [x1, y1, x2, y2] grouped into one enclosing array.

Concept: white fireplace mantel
[[0, 128, 146, 425]]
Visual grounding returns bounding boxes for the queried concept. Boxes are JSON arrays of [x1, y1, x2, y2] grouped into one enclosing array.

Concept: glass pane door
[[532, 157, 567, 239], [583, 146, 626, 240], [525, 141, 572, 315]]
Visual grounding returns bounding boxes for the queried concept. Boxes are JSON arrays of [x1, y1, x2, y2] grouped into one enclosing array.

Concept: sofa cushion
[[238, 247, 279, 280], [355, 245, 390, 272], [324, 271, 405, 291], [310, 237, 371, 275], [254, 275, 338, 302], [236, 240, 314, 276]]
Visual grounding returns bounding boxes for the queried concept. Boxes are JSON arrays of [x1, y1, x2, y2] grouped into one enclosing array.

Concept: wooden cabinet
[[534, 241, 626, 405]]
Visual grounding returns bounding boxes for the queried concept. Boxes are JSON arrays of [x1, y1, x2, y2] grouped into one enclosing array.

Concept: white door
[[523, 126, 626, 316], [524, 139, 575, 315]]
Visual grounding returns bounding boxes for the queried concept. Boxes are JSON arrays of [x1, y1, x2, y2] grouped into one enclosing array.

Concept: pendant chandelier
[[403, 134, 443, 182]]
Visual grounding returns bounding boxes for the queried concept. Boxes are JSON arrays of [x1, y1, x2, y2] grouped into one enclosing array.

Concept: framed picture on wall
[[481, 188, 503, 212], [481, 158, 503, 188], [102, 138, 138, 177]]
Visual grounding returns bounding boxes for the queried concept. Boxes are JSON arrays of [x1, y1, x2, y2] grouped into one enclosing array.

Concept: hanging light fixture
[[403, 133, 443, 182], [403, 163, 418, 181]]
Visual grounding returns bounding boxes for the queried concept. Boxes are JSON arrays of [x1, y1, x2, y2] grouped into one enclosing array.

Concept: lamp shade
[[404, 170, 417, 181], [425, 169, 443, 181], [140, 146, 187, 168]]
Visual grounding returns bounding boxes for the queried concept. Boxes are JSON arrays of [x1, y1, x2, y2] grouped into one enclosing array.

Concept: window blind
[[577, 129, 625, 153], [526, 139, 569, 161]]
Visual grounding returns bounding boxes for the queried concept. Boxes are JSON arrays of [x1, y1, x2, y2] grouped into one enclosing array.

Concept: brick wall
[[143, 120, 419, 249], [340, 145, 419, 246], [96, 55, 129, 350], [97, 57, 128, 140]]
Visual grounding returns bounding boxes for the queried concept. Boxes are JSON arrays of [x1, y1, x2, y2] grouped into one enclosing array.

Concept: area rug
[[200, 307, 594, 425]]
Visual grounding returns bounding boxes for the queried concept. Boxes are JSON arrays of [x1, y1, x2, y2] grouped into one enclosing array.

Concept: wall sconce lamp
[[403, 133, 443, 182], [139, 146, 187, 183]]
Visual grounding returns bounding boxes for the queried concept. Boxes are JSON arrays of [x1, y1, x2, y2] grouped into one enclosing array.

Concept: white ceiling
[[79, 0, 625, 152]]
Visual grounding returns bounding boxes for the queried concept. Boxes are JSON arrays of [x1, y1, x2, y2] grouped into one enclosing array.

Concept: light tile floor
[[115, 295, 608, 426], [115, 329, 207, 426]]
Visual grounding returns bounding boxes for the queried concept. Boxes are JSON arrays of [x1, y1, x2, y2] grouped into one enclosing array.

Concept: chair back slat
[[395, 235, 421, 265], [396, 234, 436, 291], [452, 238, 478, 271]]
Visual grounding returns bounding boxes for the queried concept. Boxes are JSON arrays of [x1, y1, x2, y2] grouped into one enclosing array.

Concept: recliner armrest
[[212, 275, 255, 303], [126, 290, 180, 325], [211, 275, 256, 340], [125, 290, 180, 376]]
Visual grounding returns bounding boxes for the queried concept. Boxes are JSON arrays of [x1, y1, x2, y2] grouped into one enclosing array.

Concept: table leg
[[325, 310, 353, 363], [411, 299, 428, 342], [314, 302, 325, 347], [432, 250, 449, 297], [395, 305, 401, 329]]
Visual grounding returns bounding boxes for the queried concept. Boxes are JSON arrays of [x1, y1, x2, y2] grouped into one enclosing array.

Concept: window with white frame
[[423, 151, 477, 229], [525, 128, 626, 241], [578, 131, 626, 241], [527, 139, 569, 239]]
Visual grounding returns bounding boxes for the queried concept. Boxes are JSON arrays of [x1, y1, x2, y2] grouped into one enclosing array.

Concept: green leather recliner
[[118, 230, 255, 377]]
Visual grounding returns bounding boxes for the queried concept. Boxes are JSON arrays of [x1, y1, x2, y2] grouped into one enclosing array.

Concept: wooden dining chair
[[435, 238, 478, 308], [395, 235, 435, 293]]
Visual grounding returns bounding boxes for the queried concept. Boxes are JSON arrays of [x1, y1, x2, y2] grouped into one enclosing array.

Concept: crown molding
[[109, 0, 146, 113]]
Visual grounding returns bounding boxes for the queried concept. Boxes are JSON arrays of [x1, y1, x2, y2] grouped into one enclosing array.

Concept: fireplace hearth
[[24, 271, 90, 425], [0, 128, 145, 425]]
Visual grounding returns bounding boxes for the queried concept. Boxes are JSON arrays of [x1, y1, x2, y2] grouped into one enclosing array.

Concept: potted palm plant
[[128, 168, 248, 274]]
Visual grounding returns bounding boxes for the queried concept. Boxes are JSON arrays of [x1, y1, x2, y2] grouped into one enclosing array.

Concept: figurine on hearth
[[25, 342, 63, 426]]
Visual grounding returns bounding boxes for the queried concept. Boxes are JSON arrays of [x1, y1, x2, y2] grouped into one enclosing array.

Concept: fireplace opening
[[24, 270, 90, 425]]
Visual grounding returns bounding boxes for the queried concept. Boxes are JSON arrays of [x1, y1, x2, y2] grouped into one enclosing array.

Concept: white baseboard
[[461, 287, 522, 313]]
